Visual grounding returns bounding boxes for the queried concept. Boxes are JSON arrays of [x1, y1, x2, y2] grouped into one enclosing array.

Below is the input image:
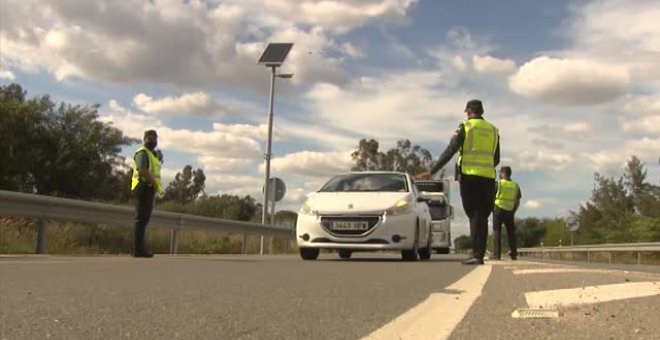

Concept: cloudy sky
[[2, 0, 659, 237]]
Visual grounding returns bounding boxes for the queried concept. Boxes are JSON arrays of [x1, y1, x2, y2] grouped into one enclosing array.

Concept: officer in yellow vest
[[416, 99, 500, 265], [492, 166, 521, 260], [131, 129, 163, 258]]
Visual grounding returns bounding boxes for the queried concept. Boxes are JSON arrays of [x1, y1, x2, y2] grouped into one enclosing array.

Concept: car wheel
[[401, 222, 419, 261], [419, 232, 432, 260], [338, 250, 352, 259], [299, 247, 320, 260], [436, 248, 450, 254]]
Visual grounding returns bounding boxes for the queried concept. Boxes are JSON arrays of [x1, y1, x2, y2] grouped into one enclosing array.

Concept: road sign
[[264, 178, 286, 202], [566, 216, 580, 232]]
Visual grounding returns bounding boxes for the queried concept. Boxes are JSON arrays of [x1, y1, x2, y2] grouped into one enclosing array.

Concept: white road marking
[[362, 265, 492, 340], [525, 281, 660, 310], [513, 268, 604, 275]]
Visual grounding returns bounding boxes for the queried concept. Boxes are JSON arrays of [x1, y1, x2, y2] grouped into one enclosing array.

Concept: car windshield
[[318, 173, 408, 192]]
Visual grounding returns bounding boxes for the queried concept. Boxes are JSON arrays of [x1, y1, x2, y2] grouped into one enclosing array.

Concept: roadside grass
[[0, 217, 293, 255], [525, 251, 660, 265]]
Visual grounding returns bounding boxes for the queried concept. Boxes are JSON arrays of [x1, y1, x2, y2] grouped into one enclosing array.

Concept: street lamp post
[[257, 43, 293, 255], [262, 65, 276, 227], [262, 69, 293, 226]]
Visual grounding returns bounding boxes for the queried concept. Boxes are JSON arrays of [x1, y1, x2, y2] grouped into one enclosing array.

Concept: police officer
[[416, 99, 500, 265], [492, 166, 521, 260], [131, 129, 163, 258]]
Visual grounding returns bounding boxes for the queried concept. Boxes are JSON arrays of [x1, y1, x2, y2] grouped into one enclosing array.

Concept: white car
[[296, 171, 433, 261]]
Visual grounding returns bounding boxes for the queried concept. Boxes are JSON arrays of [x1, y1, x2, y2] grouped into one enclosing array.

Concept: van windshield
[[429, 202, 450, 220]]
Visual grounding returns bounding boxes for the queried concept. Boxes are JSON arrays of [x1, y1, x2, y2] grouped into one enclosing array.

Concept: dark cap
[[465, 99, 484, 114], [144, 129, 158, 138]]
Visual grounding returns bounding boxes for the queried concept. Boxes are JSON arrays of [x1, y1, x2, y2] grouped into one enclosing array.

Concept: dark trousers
[[460, 175, 495, 260], [492, 208, 517, 259], [133, 183, 155, 255]]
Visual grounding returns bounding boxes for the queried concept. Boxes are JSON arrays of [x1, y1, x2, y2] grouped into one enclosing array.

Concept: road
[[1, 254, 659, 339]]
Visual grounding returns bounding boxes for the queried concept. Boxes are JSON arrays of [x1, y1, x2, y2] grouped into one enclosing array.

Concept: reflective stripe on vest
[[131, 146, 163, 192], [459, 119, 498, 179], [495, 179, 519, 211]]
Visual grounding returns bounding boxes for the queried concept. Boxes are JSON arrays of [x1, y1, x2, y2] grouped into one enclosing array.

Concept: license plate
[[332, 221, 368, 231]]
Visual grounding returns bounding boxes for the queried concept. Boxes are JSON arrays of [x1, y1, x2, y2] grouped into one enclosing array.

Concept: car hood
[[305, 192, 411, 214]]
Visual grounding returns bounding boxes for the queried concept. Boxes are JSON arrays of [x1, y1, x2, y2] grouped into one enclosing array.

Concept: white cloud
[[2, 0, 411, 89], [619, 95, 660, 116], [569, 0, 660, 55], [304, 72, 466, 141], [563, 0, 660, 87], [563, 122, 592, 134], [199, 155, 255, 173], [621, 115, 660, 134], [525, 200, 542, 209], [102, 101, 261, 159], [452, 55, 468, 72], [267, 151, 353, 178], [204, 175, 264, 197], [211, 122, 286, 142], [262, 0, 418, 31], [587, 137, 660, 176], [509, 56, 630, 105], [0, 70, 16, 80], [472, 55, 516, 74], [133, 92, 233, 117], [588, 150, 627, 177], [517, 150, 573, 171]]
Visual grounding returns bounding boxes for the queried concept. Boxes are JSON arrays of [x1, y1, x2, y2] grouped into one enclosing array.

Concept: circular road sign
[[264, 177, 286, 202]]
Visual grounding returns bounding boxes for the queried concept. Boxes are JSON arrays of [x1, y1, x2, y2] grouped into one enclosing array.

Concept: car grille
[[311, 237, 389, 244], [320, 215, 380, 235]]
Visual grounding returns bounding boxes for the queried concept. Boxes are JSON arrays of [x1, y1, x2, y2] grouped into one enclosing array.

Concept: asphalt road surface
[[1, 254, 659, 340]]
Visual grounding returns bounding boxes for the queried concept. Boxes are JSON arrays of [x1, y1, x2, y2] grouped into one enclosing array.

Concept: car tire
[[419, 231, 432, 260], [401, 222, 419, 261], [299, 247, 320, 260], [436, 248, 450, 254], [338, 250, 352, 259]]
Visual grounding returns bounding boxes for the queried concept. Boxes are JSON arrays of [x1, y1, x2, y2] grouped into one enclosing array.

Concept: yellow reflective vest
[[495, 179, 519, 211], [459, 119, 498, 179], [131, 146, 163, 192]]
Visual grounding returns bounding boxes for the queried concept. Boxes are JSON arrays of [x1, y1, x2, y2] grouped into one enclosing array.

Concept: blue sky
[[2, 0, 659, 238]]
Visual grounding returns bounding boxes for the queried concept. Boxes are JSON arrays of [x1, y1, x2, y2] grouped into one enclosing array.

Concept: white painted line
[[525, 281, 660, 310], [362, 265, 492, 340], [513, 268, 602, 275], [511, 308, 559, 319]]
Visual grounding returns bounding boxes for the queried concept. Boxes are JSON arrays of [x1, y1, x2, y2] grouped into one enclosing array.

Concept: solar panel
[[258, 43, 294, 66]]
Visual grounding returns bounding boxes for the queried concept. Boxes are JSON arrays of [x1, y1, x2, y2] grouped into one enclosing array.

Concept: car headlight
[[385, 196, 413, 216], [299, 200, 318, 216]]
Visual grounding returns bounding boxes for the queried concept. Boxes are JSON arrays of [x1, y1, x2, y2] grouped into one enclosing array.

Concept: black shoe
[[510, 256, 517, 261], [462, 258, 484, 265], [133, 252, 154, 258]]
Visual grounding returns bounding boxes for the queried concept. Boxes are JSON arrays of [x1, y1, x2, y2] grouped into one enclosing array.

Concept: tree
[[351, 138, 434, 176], [161, 165, 206, 204], [190, 195, 258, 221], [515, 217, 546, 247], [624, 156, 660, 218], [0, 83, 137, 200], [540, 218, 571, 247], [454, 235, 471, 251], [351, 139, 383, 171], [572, 156, 660, 244]]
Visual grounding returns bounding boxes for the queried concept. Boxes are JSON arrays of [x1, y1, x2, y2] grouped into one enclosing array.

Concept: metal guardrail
[[519, 243, 660, 265], [0, 190, 292, 255]]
